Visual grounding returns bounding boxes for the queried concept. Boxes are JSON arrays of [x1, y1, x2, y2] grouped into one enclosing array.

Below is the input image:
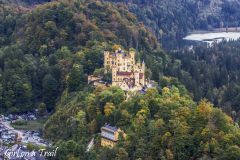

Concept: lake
[[183, 32, 240, 45]]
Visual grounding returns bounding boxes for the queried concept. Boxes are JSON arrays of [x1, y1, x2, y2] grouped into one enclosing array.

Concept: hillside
[[44, 85, 240, 160], [4, 0, 240, 116], [108, 0, 240, 48], [1, 0, 50, 5], [104, 0, 240, 119], [168, 40, 240, 117], [0, 0, 166, 113], [1, 1, 240, 160]]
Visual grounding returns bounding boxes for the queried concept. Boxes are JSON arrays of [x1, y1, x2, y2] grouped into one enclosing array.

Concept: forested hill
[[0, 0, 166, 113], [108, 0, 240, 48], [1, 0, 240, 159], [1, 0, 50, 6], [104, 0, 240, 119]]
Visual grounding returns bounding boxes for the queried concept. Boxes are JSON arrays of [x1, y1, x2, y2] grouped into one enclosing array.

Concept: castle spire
[[142, 60, 145, 68]]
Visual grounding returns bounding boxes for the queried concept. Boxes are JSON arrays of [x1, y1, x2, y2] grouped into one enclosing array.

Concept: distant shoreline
[[183, 31, 240, 45], [189, 27, 240, 34]]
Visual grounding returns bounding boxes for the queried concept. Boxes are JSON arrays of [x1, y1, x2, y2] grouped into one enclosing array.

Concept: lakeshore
[[183, 31, 240, 46]]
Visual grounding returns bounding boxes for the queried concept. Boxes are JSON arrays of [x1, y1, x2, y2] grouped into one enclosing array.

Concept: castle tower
[[112, 67, 118, 86], [129, 51, 135, 65], [116, 53, 122, 67], [134, 72, 139, 86], [142, 60, 145, 71], [140, 60, 145, 85], [104, 51, 110, 73]]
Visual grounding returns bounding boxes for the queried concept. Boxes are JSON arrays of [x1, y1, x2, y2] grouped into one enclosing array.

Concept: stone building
[[104, 48, 145, 91], [100, 124, 124, 148]]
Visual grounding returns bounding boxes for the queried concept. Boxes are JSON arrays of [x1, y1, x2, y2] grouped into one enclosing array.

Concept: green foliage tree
[[38, 102, 46, 116], [42, 74, 59, 110], [67, 64, 85, 92], [115, 148, 128, 160], [0, 0, 163, 114]]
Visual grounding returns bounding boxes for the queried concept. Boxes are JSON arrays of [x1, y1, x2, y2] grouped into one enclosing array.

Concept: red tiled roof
[[117, 71, 133, 76]]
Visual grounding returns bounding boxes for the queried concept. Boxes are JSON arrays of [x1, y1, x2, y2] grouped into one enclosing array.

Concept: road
[[86, 138, 94, 152], [1, 121, 23, 138]]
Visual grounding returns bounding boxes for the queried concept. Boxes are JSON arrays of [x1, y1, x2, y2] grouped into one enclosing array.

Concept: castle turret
[[112, 67, 118, 86], [140, 60, 145, 85], [104, 51, 110, 73], [115, 48, 122, 67], [142, 60, 145, 72], [129, 50, 135, 65], [134, 72, 139, 86]]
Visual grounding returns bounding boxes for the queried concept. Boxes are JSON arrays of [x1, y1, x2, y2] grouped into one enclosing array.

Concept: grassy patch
[[12, 120, 28, 126], [11, 119, 47, 131]]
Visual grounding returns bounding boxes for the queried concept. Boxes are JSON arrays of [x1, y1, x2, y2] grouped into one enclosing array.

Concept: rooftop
[[117, 71, 133, 76], [111, 48, 128, 57], [102, 124, 118, 132]]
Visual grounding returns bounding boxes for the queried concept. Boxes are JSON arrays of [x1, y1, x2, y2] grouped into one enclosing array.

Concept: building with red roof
[[104, 48, 146, 91]]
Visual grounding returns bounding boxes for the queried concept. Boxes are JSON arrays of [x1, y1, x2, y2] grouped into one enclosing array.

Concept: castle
[[104, 48, 146, 91]]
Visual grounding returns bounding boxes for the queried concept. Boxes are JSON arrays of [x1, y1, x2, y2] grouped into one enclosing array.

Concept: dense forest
[[105, 0, 240, 122], [1, 0, 240, 159], [0, 0, 166, 113], [108, 0, 240, 49], [45, 85, 240, 159], [0, 0, 50, 5], [168, 41, 240, 120]]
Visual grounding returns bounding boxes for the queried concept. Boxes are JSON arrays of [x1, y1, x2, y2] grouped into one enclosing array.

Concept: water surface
[[183, 32, 240, 45]]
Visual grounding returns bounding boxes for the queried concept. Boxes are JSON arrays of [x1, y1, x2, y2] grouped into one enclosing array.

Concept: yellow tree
[[112, 44, 122, 51], [197, 99, 213, 118], [104, 102, 115, 116]]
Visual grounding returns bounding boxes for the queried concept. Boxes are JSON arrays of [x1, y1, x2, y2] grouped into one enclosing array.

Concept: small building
[[87, 75, 108, 88], [88, 75, 103, 84], [100, 124, 124, 148]]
